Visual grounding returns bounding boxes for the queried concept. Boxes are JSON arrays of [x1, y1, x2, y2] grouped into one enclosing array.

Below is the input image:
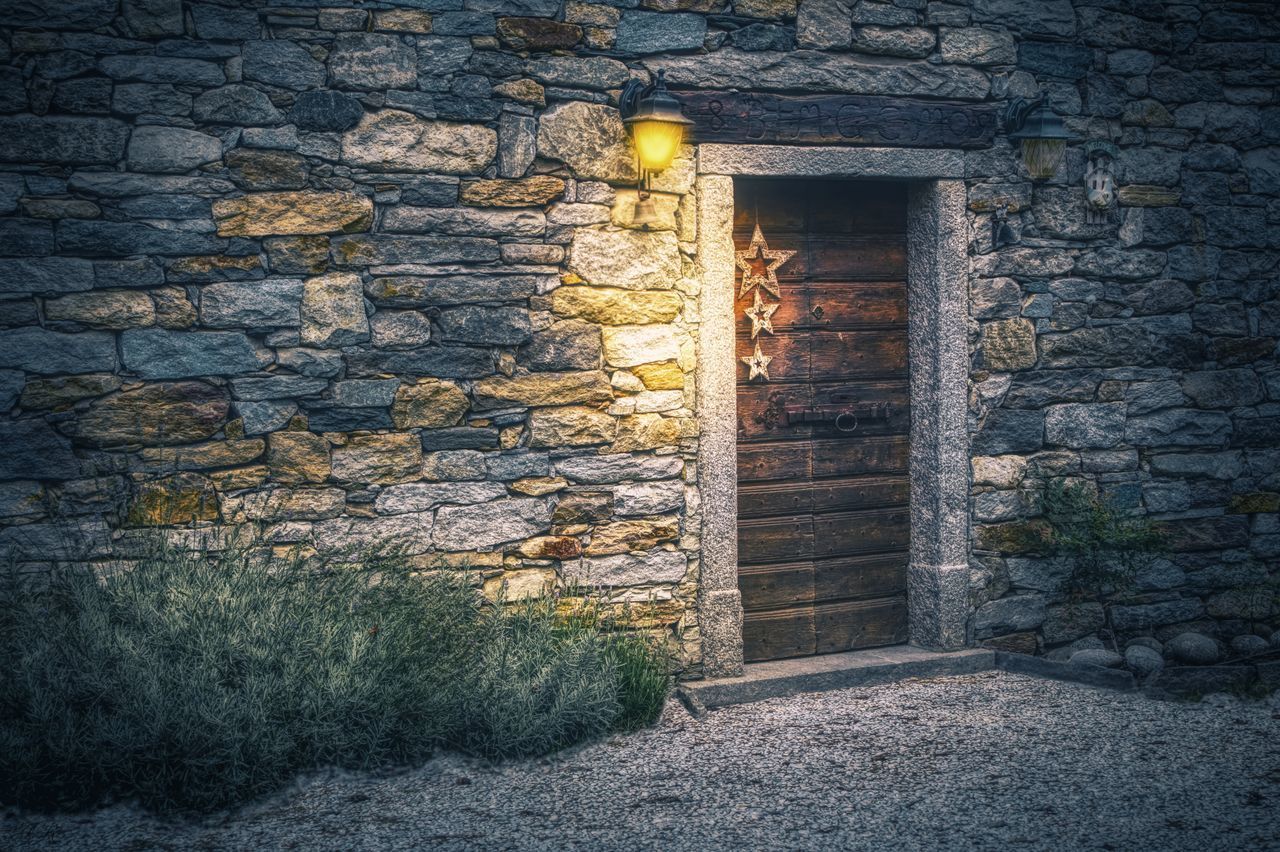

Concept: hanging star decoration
[[740, 341, 773, 381], [735, 224, 796, 299], [744, 289, 778, 339]]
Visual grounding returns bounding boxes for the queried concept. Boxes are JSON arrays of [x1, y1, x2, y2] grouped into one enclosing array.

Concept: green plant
[[0, 538, 671, 813], [1039, 480, 1165, 651], [1040, 479, 1164, 601]]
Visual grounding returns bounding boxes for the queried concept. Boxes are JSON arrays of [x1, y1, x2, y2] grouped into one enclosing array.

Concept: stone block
[[127, 473, 218, 526], [980, 318, 1036, 371], [199, 279, 303, 328], [193, 85, 283, 125], [331, 434, 422, 485], [569, 228, 681, 292], [530, 406, 616, 447], [382, 206, 545, 237], [341, 110, 496, 174], [99, 55, 225, 86], [0, 419, 81, 479], [940, 26, 1014, 65], [555, 453, 683, 484], [537, 100, 634, 183], [613, 478, 683, 515], [301, 272, 369, 348], [213, 191, 373, 238], [242, 40, 325, 90], [436, 306, 532, 345], [473, 371, 612, 409], [565, 548, 687, 586], [461, 176, 564, 207], [550, 286, 682, 325], [602, 324, 680, 368], [1181, 369, 1265, 409], [0, 116, 129, 165], [522, 320, 601, 371], [328, 33, 417, 90], [267, 432, 331, 484], [525, 55, 629, 90], [0, 327, 117, 375], [376, 481, 508, 514], [45, 291, 155, 330], [230, 375, 328, 401], [647, 49, 989, 99], [1044, 402, 1126, 450], [289, 91, 364, 132], [1125, 409, 1232, 448], [616, 11, 707, 52], [852, 25, 935, 58], [972, 409, 1044, 455], [433, 497, 553, 550], [392, 379, 470, 428], [225, 149, 309, 190], [973, 594, 1047, 638], [121, 329, 265, 379]]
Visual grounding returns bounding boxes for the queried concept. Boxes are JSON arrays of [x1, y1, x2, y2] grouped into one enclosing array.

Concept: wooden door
[[734, 179, 910, 663]]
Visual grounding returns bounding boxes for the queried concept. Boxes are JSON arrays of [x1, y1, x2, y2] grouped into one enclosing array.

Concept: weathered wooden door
[[734, 179, 910, 662]]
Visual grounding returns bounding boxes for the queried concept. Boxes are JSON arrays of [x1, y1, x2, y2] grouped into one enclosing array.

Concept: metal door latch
[[782, 402, 892, 431]]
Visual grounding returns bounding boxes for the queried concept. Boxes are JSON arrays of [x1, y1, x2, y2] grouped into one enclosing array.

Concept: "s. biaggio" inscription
[[678, 92, 996, 149]]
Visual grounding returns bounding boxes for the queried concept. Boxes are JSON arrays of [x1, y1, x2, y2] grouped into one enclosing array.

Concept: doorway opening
[[732, 179, 911, 662]]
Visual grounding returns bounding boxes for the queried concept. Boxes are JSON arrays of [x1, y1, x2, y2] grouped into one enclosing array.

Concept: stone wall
[[0, 0, 1276, 673]]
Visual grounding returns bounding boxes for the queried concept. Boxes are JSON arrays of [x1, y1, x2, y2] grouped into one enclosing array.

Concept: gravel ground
[[5, 671, 1280, 852]]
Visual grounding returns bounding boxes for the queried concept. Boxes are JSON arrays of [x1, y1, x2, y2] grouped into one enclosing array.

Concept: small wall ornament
[[1084, 140, 1118, 226]]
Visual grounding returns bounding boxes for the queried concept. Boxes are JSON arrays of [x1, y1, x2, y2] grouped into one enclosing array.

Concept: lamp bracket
[[1002, 94, 1044, 135], [620, 78, 653, 120]]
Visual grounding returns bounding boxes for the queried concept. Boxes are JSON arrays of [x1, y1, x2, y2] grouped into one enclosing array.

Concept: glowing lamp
[[620, 71, 693, 228], [1003, 95, 1076, 181]]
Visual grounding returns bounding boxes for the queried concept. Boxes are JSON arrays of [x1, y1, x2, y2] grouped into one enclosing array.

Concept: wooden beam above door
[[677, 92, 997, 149]]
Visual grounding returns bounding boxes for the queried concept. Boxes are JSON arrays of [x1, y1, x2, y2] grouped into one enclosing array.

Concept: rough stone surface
[[1165, 632, 1220, 666], [213, 192, 373, 237], [301, 272, 369, 347], [342, 111, 497, 175]]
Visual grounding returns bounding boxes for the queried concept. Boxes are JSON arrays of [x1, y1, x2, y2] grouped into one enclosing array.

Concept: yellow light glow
[[630, 119, 685, 173], [1020, 137, 1067, 181]]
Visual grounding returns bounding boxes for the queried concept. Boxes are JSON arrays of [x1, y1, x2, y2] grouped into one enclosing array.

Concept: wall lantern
[[620, 70, 692, 227], [1002, 95, 1077, 181]]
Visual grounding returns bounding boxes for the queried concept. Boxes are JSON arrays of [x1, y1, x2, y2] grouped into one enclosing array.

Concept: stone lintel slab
[[680, 646, 996, 709], [697, 145, 965, 178]]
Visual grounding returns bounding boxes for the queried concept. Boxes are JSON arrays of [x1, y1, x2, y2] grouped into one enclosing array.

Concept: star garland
[[736, 222, 794, 382]]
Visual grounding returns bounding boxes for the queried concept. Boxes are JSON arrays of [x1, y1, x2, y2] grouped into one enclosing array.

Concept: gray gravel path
[[5, 672, 1280, 851]]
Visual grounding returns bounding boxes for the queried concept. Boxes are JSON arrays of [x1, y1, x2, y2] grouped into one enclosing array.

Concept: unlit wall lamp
[[620, 70, 693, 228], [1002, 94, 1077, 181]]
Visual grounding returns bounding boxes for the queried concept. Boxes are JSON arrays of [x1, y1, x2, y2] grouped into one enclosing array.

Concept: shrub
[[1040, 479, 1164, 600], [0, 539, 670, 813]]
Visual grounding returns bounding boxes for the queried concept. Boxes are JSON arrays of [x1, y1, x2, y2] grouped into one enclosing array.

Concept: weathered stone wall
[[0, 0, 1275, 672]]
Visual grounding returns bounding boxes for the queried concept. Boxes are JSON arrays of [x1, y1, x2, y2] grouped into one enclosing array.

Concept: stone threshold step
[[678, 646, 1139, 712], [679, 645, 996, 712]]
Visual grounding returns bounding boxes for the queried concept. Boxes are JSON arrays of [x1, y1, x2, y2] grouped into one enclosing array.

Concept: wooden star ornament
[[744, 289, 779, 339], [736, 224, 796, 298], [740, 341, 773, 381]]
